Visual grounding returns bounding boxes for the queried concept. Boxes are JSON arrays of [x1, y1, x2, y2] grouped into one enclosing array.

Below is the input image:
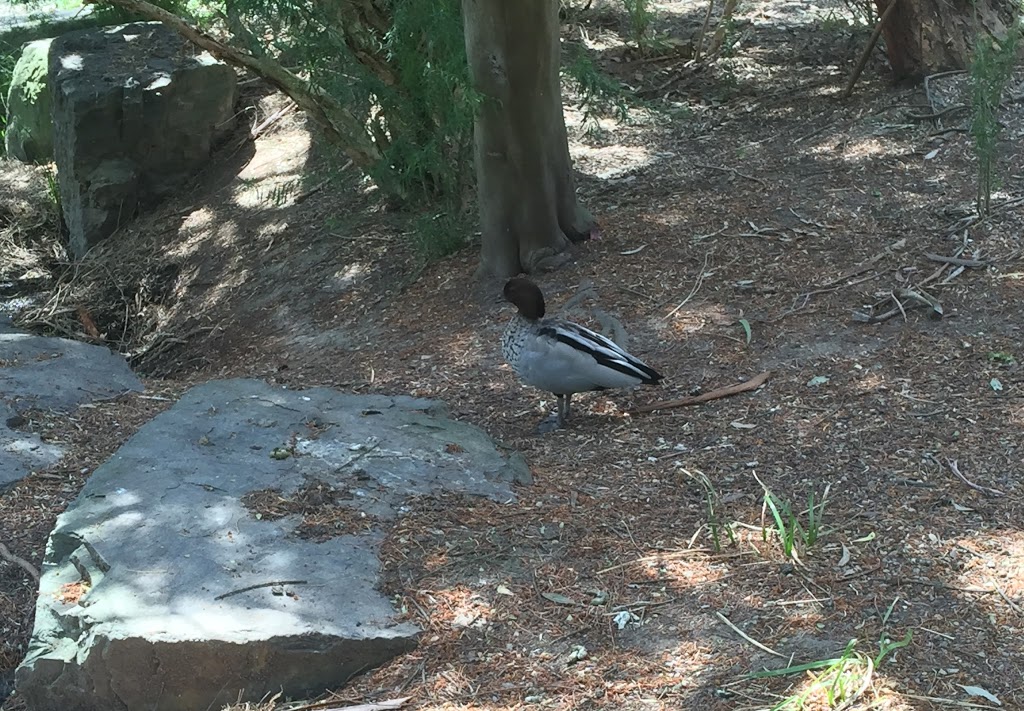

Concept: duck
[[501, 277, 662, 431]]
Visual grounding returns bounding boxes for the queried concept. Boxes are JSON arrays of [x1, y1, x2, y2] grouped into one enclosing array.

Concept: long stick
[[632, 371, 770, 414], [0, 541, 40, 582], [842, 0, 901, 99]]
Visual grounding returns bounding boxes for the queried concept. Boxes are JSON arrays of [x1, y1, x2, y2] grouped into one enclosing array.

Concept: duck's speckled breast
[[502, 315, 532, 375]]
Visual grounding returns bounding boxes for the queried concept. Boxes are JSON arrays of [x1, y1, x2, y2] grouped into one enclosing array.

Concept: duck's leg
[[536, 394, 568, 434], [559, 393, 573, 425]]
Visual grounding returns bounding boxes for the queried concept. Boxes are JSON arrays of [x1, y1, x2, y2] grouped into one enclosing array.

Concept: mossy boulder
[[4, 38, 54, 164]]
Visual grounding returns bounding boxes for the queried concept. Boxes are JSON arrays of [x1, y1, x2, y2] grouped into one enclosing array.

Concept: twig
[[606, 598, 677, 614], [215, 579, 309, 600], [0, 541, 40, 582], [696, 163, 767, 186], [925, 252, 988, 268], [837, 564, 882, 582], [329, 231, 395, 243], [924, 69, 968, 115], [946, 459, 1005, 498], [596, 548, 715, 575], [890, 290, 908, 322], [906, 104, 969, 122], [904, 693, 1002, 709], [916, 255, 958, 288], [690, 225, 728, 243], [853, 286, 943, 323], [249, 100, 297, 140], [799, 271, 881, 298], [284, 697, 411, 711], [294, 179, 329, 204], [714, 611, 787, 658], [665, 252, 713, 318], [632, 372, 770, 414], [693, 0, 716, 61], [706, 0, 740, 56], [842, 0, 901, 99], [812, 238, 906, 289], [994, 584, 1023, 614]]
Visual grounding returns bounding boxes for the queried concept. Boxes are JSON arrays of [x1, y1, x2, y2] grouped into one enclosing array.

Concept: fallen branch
[[853, 286, 944, 323], [285, 698, 412, 711], [924, 69, 968, 116], [925, 252, 988, 268], [294, 179, 329, 205], [812, 238, 906, 290], [842, 0, 901, 99], [947, 459, 1005, 498], [249, 100, 297, 140], [0, 541, 41, 583], [632, 372, 770, 414], [906, 104, 969, 122]]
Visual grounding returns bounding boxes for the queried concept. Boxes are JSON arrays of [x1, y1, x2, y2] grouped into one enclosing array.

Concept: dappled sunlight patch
[[238, 132, 311, 182], [853, 368, 887, 395], [167, 217, 242, 264], [572, 143, 659, 180], [421, 585, 493, 633], [326, 262, 370, 292], [837, 136, 890, 162], [656, 301, 736, 336], [615, 549, 732, 592], [197, 263, 251, 312], [179, 206, 216, 234], [953, 530, 1024, 601], [1010, 403, 1024, 427], [233, 174, 304, 209], [776, 605, 827, 634]]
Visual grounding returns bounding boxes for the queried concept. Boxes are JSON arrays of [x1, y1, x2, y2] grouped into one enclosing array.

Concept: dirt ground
[[3, 1, 1024, 709]]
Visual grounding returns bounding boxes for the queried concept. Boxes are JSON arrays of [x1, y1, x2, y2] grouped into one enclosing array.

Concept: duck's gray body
[[502, 314, 659, 395], [501, 277, 662, 430]]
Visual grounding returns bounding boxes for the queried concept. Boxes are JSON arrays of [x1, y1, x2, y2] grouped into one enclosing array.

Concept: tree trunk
[[462, 0, 595, 279], [876, 0, 1018, 82]]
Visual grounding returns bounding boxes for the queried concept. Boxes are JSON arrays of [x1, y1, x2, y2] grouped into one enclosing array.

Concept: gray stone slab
[[0, 328, 142, 490], [0, 330, 142, 413], [16, 378, 530, 711], [0, 400, 62, 491]]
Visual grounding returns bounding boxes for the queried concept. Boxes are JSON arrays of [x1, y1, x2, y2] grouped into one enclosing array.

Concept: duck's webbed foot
[[535, 394, 572, 435], [535, 412, 563, 434]]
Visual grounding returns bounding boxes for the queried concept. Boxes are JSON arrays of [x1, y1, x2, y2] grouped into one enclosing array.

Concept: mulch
[[4, 2, 1024, 710]]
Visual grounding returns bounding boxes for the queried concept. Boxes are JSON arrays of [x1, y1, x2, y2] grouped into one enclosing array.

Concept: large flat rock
[[0, 325, 142, 490], [16, 378, 530, 711]]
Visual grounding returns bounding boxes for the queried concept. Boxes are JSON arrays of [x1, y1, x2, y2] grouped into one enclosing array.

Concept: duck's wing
[[539, 319, 662, 384]]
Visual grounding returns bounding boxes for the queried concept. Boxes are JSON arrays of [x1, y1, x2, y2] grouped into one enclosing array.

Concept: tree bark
[[462, 0, 595, 279], [876, 0, 1018, 82]]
